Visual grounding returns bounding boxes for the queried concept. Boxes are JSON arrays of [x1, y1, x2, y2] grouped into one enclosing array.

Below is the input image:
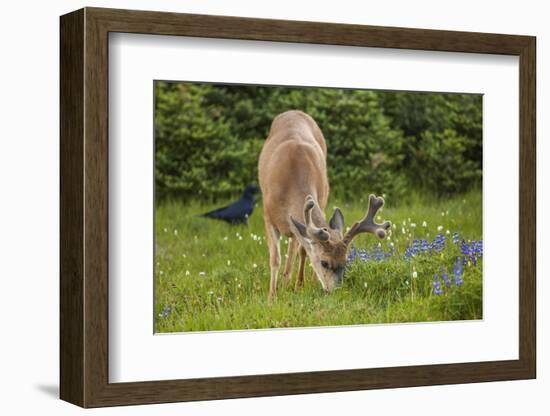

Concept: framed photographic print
[[60, 7, 536, 408]]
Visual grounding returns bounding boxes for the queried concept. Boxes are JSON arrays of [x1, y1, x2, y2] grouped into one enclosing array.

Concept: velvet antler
[[343, 194, 391, 245]]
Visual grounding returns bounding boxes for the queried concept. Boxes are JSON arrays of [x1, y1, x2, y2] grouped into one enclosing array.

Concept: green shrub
[[154, 83, 482, 203], [379, 92, 482, 196]]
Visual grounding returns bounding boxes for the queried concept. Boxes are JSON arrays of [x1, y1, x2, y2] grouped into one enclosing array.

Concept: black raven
[[200, 185, 259, 225]]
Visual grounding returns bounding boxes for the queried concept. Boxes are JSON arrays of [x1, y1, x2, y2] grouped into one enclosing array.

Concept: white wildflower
[[223, 236, 228, 241], [163, 228, 168, 233], [253, 263, 257, 268], [410, 223, 416, 228], [437, 225, 444, 232], [227, 260, 231, 266], [446, 230, 451, 235], [422, 221, 428, 227], [173, 229, 178, 235], [199, 272, 206, 277], [185, 270, 190, 276], [412, 271, 418, 279]]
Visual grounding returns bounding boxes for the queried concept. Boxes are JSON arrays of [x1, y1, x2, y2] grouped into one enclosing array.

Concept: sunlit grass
[[155, 190, 482, 332]]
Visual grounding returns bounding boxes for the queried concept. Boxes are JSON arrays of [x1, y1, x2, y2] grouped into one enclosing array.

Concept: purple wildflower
[[347, 245, 357, 263], [432, 234, 446, 253], [159, 305, 172, 318], [461, 240, 471, 256], [373, 245, 384, 262], [453, 232, 460, 244], [432, 274, 443, 296], [453, 257, 464, 286], [441, 270, 451, 288]]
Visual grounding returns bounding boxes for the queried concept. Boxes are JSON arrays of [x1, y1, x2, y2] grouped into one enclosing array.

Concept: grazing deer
[[258, 110, 391, 300]]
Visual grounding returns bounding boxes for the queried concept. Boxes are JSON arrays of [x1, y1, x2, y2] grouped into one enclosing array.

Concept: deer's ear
[[290, 216, 308, 238], [329, 207, 344, 232]]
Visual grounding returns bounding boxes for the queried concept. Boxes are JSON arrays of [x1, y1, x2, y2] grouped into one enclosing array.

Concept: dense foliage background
[[155, 82, 482, 203]]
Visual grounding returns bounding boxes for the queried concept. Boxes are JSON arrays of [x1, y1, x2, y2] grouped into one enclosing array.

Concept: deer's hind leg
[[282, 237, 298, 287], [265, 222, 281, 302]]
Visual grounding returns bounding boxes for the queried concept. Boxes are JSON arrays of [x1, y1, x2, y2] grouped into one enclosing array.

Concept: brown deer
[[258, 110, 391, 300]]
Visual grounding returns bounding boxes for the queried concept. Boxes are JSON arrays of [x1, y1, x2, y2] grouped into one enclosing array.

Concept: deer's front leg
[[266, 225, 281, 302], [282, 237, 298, 287], [295, 245, 307, 290]]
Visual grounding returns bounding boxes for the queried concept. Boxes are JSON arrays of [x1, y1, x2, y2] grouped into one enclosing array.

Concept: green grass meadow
[[155, 190, 482, 333]]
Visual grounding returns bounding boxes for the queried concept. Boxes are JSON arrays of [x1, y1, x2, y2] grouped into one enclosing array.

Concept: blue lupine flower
[[453, 232, 460, 244], [432, 274, 443, 295], [431, 234, 446, 253], [345, 231, 479, 292], [421, 239, 430, 253], [461, 240, 471, 255], [159, 305, 172, 318], [347, 243, 398, 264], [472, 240, 483, 258], [441, 271, 451, 288], [347, 245, 357, 263], [372, 245, 384, 262], [453, 257, 464, 286]]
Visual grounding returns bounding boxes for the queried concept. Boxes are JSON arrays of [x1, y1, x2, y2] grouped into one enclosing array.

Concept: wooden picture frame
[[60, 7, 536, 408]]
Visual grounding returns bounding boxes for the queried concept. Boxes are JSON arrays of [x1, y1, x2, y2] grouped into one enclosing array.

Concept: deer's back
[[258, 111, 329, 236]]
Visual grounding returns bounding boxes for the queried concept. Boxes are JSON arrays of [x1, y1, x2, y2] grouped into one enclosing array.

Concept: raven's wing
[[202, 198, 254, 221], [202, 203, 232, 218]]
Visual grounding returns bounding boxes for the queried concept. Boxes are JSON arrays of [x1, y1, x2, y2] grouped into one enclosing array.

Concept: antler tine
[[344, 194, 391, 244], [303, 195, 316, 228], [303, 195, 329, 242]]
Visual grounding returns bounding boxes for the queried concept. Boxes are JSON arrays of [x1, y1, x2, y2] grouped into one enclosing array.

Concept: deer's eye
[[321, 261, 330, 269]]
